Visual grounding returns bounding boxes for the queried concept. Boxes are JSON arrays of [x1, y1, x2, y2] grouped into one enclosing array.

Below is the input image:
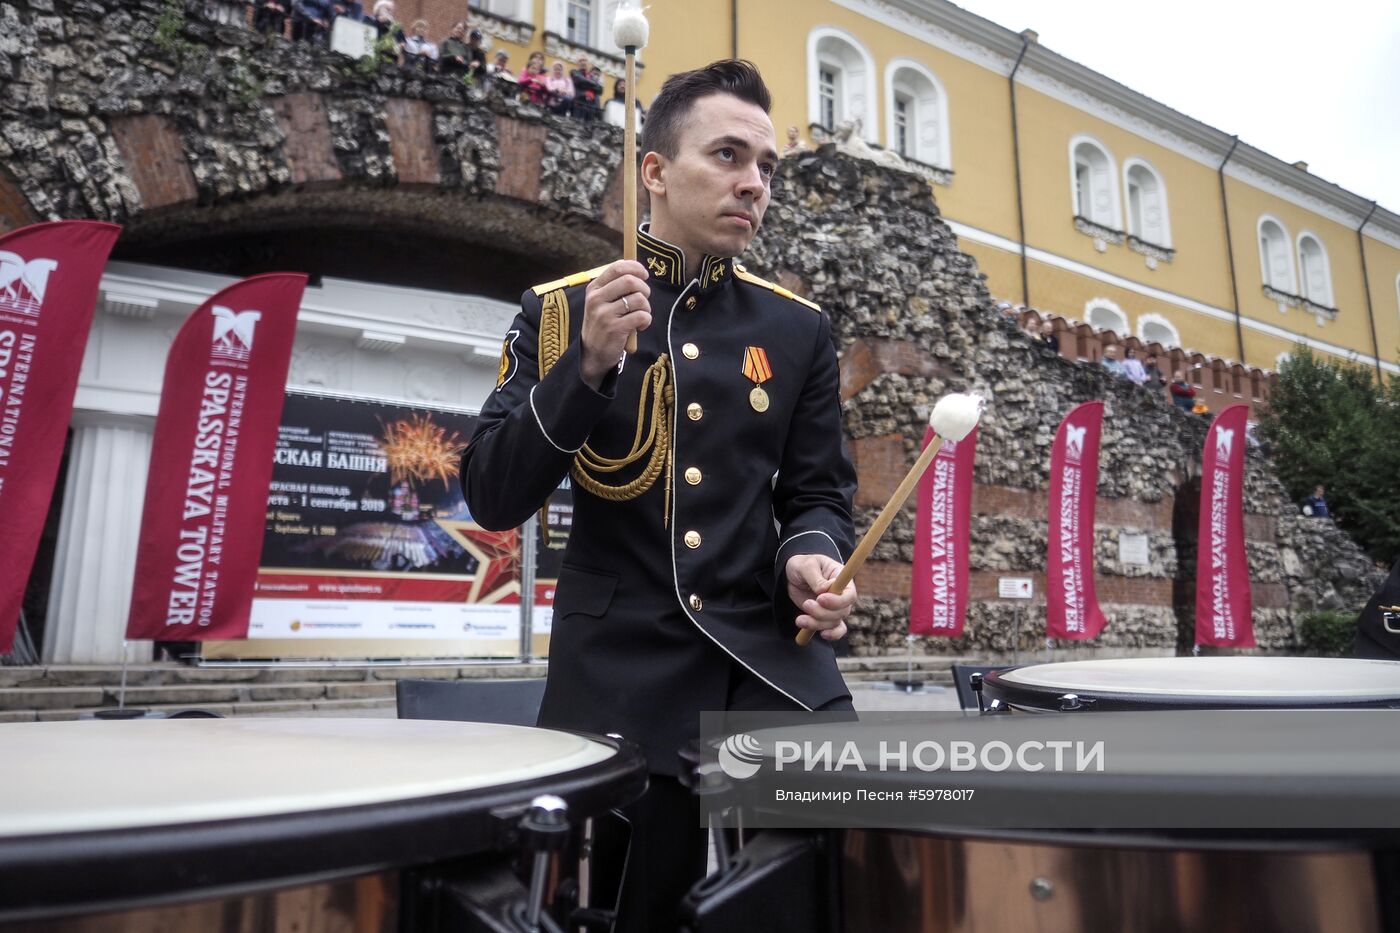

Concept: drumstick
[[796, 393, 985, 646], [613, 4, 649, 355]]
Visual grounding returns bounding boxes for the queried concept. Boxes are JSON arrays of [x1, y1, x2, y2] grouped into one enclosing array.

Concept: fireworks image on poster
[[379, 413, 468, 487]]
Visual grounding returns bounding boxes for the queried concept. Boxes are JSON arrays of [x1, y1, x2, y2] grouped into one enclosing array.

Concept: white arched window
[[1258, 216, 1296, 293], [1085, 298, 1128, 335], [1137, 313, 1180, 348], [1123, 159, 1170, 247], [1297, 233, 1333, 308], [543, 0, 631, 57], [807, 27, 876, 142], [884, 59, 950, 168], [1069, 136, 1121, 230], [472, 0, 527, 20]]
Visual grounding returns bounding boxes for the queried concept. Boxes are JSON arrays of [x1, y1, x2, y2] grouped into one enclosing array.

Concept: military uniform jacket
[[461, 227, 856, 772]]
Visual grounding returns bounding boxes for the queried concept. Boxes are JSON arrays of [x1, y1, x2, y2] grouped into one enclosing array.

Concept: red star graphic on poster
[[436, 521, 521, 604]]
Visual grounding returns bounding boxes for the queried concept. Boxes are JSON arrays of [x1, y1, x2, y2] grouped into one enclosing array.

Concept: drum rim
[[0, 729, 646, 923], [994, 657, 1400, 699], [982, 661, 1400, 710]]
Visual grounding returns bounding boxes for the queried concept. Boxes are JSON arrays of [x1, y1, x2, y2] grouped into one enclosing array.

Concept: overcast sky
[[951, 0, 1400, 215]]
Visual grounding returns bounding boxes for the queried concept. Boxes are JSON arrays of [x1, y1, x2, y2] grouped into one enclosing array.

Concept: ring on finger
[[621, 295, 631, 313]]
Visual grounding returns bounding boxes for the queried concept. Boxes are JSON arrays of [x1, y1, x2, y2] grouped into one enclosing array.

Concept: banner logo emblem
[[1065, 424, 1086, 463], [1216, 428, 1234, 461], [211, 306, 261, 364], [0, 253, 59, 319]]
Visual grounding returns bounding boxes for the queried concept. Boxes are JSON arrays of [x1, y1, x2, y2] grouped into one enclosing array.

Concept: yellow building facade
[[443, 0, 1399, 378]]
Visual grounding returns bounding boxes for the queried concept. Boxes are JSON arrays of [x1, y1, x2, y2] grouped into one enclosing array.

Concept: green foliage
[[355, 27, 405, 75], [1259, 346, 1400, 564], [152, 0, 194, 57], [1297, 610, 1358, 657]]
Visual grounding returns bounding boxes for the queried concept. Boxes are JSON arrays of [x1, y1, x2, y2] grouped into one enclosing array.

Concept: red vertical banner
[[1046, 401, 1107, 640], [910, 426, 977, 637], [1195, 404, 1255, 647], [126, 274, 306, 641], [0, 221, 121, 653]]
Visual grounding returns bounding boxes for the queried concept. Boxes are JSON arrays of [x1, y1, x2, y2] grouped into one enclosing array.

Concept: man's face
[[647, 93, 777, 261], [578, 53, 589, 70]]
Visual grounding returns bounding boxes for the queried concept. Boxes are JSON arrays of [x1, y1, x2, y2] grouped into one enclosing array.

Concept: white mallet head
[[612, 4, 649, 50], [929, 392, 986, 442]]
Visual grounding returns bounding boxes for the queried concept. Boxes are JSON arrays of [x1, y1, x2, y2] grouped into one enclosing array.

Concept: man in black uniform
[[461, 60, 857, 930]]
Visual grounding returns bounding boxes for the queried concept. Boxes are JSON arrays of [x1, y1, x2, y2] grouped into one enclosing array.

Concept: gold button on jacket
[[686, 402, 703, 421], [684, 467, 702, 485], [682, 342, 700, 359], [684, 530, 702, 548]]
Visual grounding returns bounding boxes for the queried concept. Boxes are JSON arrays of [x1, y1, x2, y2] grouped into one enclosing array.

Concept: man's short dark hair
[[641, 60, 771, 159]]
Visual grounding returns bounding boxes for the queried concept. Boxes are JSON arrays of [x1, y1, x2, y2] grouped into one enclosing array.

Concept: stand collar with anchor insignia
[[638, 224, 735, 294]]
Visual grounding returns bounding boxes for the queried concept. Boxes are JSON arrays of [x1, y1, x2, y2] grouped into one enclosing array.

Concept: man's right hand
[[580, 260, 651, 389]]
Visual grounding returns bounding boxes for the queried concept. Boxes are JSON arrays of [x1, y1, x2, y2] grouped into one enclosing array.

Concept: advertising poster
[[212, 389, 565, 658]]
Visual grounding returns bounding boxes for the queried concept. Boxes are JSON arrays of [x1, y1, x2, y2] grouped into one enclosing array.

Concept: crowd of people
[[995, 301, 1220, 415], [244, 0, 644, 124]]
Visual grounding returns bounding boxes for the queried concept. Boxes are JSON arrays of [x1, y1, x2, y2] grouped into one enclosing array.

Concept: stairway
[[0, 656, 960, 722]]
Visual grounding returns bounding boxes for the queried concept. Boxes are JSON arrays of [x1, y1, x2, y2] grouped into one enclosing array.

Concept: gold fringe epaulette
[[530, 265, 610, 297], [534, 269, 674, 526], [732, 263, 821, 312]]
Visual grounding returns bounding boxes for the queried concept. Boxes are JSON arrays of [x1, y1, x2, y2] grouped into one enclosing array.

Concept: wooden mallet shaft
[[795, 434, 948, 646], [623, 46, 639, 355]]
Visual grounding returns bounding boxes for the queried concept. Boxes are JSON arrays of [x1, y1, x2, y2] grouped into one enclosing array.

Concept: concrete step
[[0, 657, 963, 717], [0, 696, 399, 723]]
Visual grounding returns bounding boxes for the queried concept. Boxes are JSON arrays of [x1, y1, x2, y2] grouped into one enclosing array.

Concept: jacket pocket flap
[[556, 565, 619, 618]]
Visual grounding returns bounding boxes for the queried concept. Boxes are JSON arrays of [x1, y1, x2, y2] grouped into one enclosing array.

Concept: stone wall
[[747, 150, 1383, 656], [0, 0, 1384, 658]]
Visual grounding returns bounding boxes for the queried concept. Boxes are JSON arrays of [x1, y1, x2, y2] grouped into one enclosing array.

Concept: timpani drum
[[680, 710, 1400, 933], [977, 656, 1400, 712], [0, 718, 645, 932]]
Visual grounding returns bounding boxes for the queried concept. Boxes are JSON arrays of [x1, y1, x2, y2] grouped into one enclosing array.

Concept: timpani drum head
[[0, 718, 645, 921], [982, 656, 1400, 711]]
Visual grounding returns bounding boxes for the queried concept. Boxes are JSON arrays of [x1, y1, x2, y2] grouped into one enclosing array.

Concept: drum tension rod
[[519, 795, 571, 932], [970, 674, 1010, 715]]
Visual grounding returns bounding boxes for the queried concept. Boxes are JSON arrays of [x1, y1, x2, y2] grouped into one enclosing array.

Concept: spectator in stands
[[1037, 319, 1060, 353], [371, 0, 404, 44], [292, 0, 331, 43], [253, 0, 289, 36], [488, 50, 516, 86], [996, 300, 1017, 324], [439, 21, 471, 76], [1101, 343, 1127, 378], [464, 27, 487, 81], [1169, 370, 1195, 411], [403, 19, 438, 71], [602, 76, 643, 128], [1142, 353, 1166, 392], [544, 61, 574, 115], [1121, 346, 1148, 385], [570, 53, 604, 120], [517, 50, 548, 104], [1301, 484, 1330, 519], [782, 125, 809, 157]]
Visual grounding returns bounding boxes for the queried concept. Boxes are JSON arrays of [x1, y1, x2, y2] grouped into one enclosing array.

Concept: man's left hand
[[785, 554, 856, 641]]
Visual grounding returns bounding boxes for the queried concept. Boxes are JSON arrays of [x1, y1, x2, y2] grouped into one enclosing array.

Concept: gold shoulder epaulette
[[530, 265, 609, 296], [732, 263, 821, 312]]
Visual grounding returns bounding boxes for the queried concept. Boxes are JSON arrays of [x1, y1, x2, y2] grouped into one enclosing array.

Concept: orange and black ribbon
[[742, 346, 772, 385]]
